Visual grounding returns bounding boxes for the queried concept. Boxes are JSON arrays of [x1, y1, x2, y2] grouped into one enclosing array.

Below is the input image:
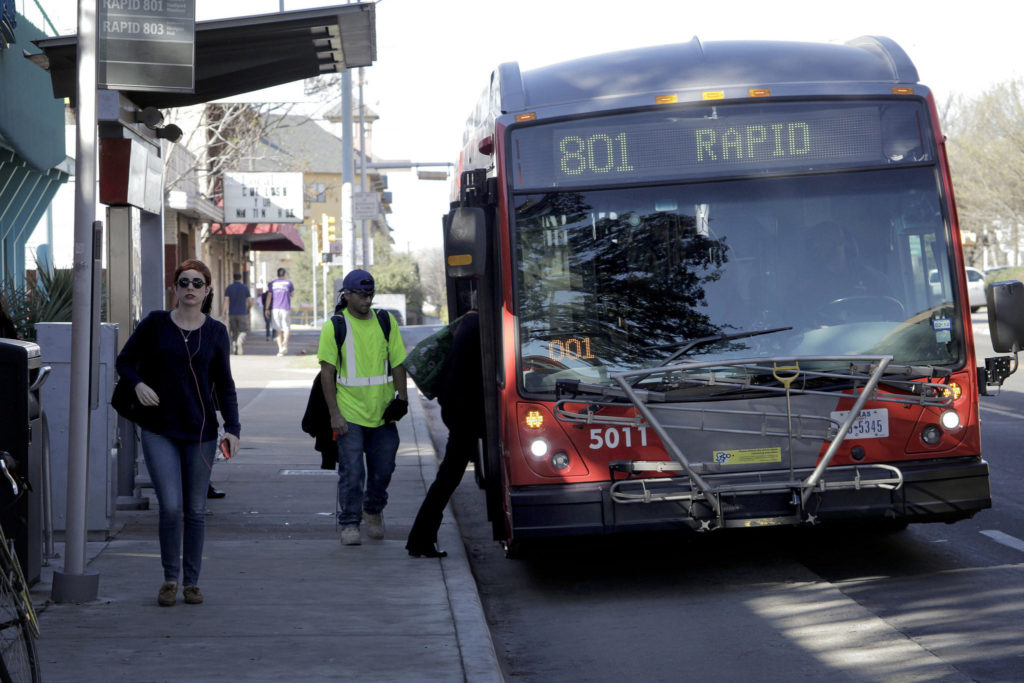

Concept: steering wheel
[[522, 355, 569, 373], [816, 295, 906, 324]]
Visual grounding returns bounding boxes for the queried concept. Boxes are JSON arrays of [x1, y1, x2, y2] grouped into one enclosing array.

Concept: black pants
[[406, 428, 477, 550]]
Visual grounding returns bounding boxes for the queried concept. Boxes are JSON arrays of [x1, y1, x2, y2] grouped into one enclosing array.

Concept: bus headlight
[[529, 438, 549, 457], [940, 410, 961, 430], [550, 451, 570, 470]]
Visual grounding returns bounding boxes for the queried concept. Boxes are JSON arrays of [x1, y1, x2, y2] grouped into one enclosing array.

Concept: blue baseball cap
[[342, 269, 375, 292]]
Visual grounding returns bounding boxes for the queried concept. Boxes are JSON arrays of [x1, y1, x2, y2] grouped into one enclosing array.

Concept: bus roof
[[496, 36, 919, 114]]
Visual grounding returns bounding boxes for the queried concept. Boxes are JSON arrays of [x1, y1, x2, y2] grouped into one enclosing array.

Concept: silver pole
[[342, 70, 354, 272], [311, 223, 318, 326], [358, 67, 368, 266], [52, 0, 100, 602]]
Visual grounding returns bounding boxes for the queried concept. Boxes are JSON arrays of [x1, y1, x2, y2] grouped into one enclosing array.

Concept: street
[[426, 313, 1024, 682]]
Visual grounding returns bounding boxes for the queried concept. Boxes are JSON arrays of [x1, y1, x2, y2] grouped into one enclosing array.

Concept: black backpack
[[331, 309, 391, 353]]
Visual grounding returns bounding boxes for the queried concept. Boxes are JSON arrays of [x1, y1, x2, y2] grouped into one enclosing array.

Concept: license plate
[[830, 408, 889, 439]]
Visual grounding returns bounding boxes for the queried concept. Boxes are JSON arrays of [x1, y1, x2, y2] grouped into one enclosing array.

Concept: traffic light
[[320, 213, 337, 254]]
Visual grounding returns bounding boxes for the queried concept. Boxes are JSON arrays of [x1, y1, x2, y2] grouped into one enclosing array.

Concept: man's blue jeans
[[336, 422, 399, 526], [141, 430, 216, 586]]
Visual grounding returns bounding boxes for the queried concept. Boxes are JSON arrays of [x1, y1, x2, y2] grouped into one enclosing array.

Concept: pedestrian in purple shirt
[[265, 267, 294, 356]]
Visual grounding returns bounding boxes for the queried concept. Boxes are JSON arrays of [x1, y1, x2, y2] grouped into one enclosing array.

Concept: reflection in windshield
[[515, 167, 962, 393]]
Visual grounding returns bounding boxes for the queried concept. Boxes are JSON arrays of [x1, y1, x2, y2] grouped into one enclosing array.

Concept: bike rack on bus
[[554, 355, 954, 530]]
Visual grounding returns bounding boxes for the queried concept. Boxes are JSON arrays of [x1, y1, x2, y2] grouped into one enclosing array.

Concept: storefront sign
[[223, 172, 304, 224]]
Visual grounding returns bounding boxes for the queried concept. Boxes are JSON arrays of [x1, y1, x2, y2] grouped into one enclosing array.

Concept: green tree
[[372, 249, 424, 320]]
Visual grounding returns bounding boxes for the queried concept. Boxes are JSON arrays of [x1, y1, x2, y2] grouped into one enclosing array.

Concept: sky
[[36, 0, 1024, 255]]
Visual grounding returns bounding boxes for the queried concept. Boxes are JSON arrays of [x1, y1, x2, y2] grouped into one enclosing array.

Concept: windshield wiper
[[650, 326, 793, 364]]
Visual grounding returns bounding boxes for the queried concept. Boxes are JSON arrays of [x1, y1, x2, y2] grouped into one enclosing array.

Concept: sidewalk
[[31, 328, 503, 682]]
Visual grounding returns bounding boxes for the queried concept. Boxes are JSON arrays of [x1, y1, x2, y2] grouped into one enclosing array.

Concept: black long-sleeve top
[[115, 310, 240, 441], [436, 311, 484, 436]]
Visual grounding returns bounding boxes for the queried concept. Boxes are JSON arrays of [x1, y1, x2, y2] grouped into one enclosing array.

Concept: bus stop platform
[[30, 329, 503, 682]]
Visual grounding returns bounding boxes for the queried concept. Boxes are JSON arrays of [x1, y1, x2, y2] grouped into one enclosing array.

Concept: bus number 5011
[[589, 426, 648, 450], [559, 133, 636, 176]]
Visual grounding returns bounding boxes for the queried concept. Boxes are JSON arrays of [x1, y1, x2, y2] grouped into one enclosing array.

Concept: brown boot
[[183, 586, 204, 605], [157, 581, 178, 607]]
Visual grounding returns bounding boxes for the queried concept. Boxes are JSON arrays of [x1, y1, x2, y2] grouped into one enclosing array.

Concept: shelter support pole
[[52, 0, 100, 603]]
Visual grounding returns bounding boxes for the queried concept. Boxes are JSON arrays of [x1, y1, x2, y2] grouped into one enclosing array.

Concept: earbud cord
[[182, 321, 214, 474]]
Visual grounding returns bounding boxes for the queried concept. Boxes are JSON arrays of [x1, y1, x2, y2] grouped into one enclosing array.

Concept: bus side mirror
[[444, 207, 487, 279], [986, 280, 1024, 353]]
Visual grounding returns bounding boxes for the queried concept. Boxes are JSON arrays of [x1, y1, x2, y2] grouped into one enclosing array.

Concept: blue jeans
[[141, 430, 216, 585], [336, 422, 399, 526]]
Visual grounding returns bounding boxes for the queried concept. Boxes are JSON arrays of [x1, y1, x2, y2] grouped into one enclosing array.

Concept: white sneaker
[[363, 512, 385, 540], [340, 525, 361, 545]]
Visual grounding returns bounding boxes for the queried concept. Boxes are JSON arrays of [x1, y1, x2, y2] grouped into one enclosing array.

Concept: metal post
[[323, 261, 329, 320], [52, 0, 100, 603], [342, 70, 354, 272], [358, 67, 368, 266], [311, 224, 318, 327]]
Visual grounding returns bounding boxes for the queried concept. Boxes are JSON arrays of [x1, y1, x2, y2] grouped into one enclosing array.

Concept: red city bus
[[441, 37, 1024, 554]]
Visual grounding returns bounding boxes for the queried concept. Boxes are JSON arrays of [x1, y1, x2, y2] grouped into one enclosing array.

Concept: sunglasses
[[347, 289, 374, 298], [177, 278, 207, 289]]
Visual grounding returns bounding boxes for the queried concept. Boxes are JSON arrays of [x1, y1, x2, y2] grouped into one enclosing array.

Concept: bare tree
[[944, 80, 1024, 267], [163, 102, 300, 202]]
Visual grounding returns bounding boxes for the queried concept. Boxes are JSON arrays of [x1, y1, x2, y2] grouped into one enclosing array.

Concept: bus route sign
[[98, 0, 195, 93], [510, 101, 929, 189]]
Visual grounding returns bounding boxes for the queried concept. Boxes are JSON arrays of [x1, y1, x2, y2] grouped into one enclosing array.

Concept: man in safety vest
[[318, 269, 409, 546]]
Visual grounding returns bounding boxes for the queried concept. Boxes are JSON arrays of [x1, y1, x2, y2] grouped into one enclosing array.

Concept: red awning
[[211, 223, 305, 252]]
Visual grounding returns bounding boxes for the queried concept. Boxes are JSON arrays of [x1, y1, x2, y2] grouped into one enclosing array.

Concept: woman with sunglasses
[[115, 258, 240, 607]]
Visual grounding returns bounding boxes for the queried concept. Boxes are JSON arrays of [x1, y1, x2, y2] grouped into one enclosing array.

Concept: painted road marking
[[979, 404, 1024, 419], [980, 530, 1024, 553]]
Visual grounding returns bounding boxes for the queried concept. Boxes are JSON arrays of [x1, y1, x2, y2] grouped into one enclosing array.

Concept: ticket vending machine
[[0, 339, 48, 585]]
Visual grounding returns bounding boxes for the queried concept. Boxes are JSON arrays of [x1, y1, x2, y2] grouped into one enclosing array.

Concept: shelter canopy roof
[[29, 3, 376, 108]]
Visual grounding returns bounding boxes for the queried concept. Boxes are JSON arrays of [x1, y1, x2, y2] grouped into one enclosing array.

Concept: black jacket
[[301, 375, 337, 469]]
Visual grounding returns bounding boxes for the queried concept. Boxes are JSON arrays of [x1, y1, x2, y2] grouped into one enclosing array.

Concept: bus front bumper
[[508, 457, 991, 538]]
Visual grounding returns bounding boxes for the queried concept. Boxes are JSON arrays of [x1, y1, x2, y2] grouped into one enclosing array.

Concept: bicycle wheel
[[0, 565, 38, 683]]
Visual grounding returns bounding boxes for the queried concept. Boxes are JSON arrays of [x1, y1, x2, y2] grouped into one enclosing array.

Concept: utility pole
[[358, 67, 368, 267], [342, 71, 354, 272]]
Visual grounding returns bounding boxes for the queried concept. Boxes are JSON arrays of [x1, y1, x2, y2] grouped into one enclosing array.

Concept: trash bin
[[36, 323, 120, 539], [0, 339, 47, 585]]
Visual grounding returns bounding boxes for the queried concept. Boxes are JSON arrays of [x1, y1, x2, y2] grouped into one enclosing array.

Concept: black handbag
[[111, 378, 144, 424]]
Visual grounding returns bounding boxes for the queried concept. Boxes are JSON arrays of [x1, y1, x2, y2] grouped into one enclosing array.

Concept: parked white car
[[928, 267, 986, 311], [965, 266, 986, 312]]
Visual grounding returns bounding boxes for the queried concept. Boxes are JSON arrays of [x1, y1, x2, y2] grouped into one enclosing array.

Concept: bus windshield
[[514, 165, 962, 394]]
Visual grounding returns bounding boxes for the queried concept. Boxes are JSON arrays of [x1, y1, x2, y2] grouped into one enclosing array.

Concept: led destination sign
[[511, 101, 930, 189]]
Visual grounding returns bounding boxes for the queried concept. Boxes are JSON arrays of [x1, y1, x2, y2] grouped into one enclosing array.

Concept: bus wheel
[[485, 451, 506, 540]]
